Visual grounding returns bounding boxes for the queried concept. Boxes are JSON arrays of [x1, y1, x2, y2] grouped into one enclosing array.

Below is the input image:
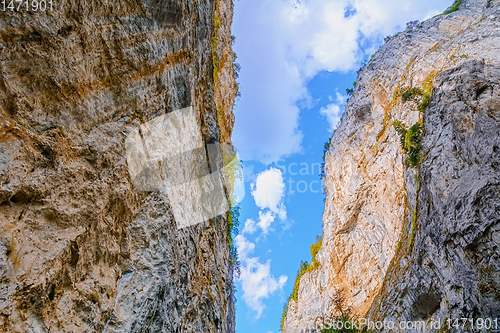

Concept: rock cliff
[[0, 0, 238, 332], [282, 0, 500, 331]]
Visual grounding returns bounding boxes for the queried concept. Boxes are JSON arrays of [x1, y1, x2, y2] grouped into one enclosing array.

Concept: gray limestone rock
[[0, 0, 238, 332], [283, 0, 500, 332]]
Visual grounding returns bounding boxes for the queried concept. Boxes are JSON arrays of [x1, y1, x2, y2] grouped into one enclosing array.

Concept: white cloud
[[257, 211, 275, 234], [235, 234, 288, 318], [235, 234, 256, 259], [250, 168, 287, 234], [237, 168, 289, 316], [320, 92, 348, 132], [251, 168, 286, 217], [233, 0, 451, 163], [243, 218, 257, 235]]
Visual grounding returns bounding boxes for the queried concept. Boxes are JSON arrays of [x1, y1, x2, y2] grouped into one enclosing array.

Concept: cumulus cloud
[[320, 92, 348, 132], [242, 218, 258, 235], [257, 211, 275, 234], [236, 167, 290, 316], [235, 234, 256, 260], [249, 168, 287, 235], [235, 234, 288, 318], [251, 168, 286, 218], [233, 0, 451, 163]]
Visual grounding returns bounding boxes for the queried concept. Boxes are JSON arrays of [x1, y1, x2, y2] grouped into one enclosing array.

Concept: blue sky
[[230, 1, 452, 332]]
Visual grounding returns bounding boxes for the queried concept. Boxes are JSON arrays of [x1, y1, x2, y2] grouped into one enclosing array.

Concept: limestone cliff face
[[283, 0, 500, 331], [0, 0, 238, 332]]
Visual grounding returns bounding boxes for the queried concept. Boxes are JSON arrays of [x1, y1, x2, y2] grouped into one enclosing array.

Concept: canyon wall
[[283, 0, 500, 331], [0, 0, 238, 332]]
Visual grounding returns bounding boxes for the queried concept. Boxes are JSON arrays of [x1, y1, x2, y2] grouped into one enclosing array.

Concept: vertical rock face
[[283, 0, 500, 331], [0, 0, 238, 332]]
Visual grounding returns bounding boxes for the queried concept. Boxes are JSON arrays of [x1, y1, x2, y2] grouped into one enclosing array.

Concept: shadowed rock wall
[[283, 0, 500, 331], [0, 0, 238, 332]]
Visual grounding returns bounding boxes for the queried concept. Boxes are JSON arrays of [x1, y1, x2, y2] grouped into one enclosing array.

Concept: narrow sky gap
[[232, 0, 452, 332]]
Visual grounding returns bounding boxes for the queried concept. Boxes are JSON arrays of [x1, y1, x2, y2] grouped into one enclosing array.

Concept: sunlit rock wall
[[0, 0, 238, 332], [283, 0, 500, 331]]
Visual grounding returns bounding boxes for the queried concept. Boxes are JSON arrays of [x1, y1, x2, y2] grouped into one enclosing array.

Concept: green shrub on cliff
[[442, 0, 462, 15], [280, 260, 310, 331], [280, 302, 288, 331], [320, 139, 331, 180], [401, 87, 430, 112], [291, 260, 310, 302], [433, 0, 462, 18], [228, 205, 240, 268], [309, 235, 322, 270], [418, 94, 430, 113], [280, 236, 323, 331], [393, 121, 423, 168], [401, 87, 425, 102]]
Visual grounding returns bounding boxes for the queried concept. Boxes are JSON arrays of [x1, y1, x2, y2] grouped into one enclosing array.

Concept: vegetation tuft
[[309, 235, 323, 270], [226, 158, 241, 310], [409, 175, 421, 249], [418, 95, 430, 113], [384, 32, 399, 43], [401, 87, 430, 112], [401, 87, 424, 102], [279, 260, 308, 331], [346, 82, 356, 97], [280, 236, 323, 331], [227, 204, 241, 276], [232, 37, 242, 98], [393, 121, 424, 168], [394, 80, 435, 167], [280, 302, 288, 332], [320, 139, 331, 180], [442, 0, 462, 15]]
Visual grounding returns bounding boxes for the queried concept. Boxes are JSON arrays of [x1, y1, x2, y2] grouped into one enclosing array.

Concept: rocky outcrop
[[283, 0, 500, 331], [0, 0, 238, 332]]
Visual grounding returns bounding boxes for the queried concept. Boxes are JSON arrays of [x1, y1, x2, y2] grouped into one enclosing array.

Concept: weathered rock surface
[[0, 0, 238, 332], [283, 0, 500, 331]]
